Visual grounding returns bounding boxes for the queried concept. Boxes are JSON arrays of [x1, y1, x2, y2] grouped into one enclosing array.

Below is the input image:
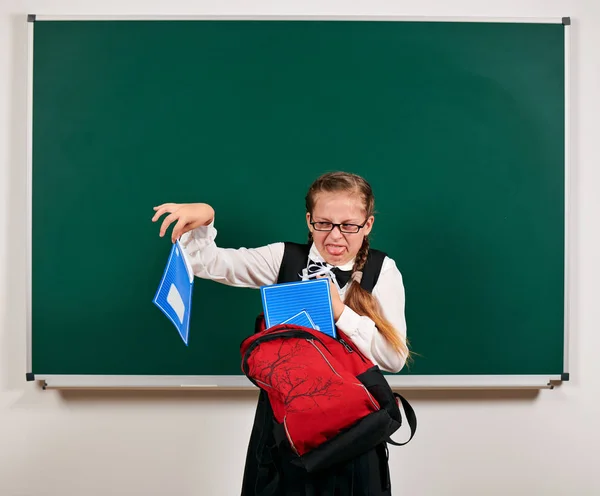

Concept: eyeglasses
[[309, 217, 368, 234]]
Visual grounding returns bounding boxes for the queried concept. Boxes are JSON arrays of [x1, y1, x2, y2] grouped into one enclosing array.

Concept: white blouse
[[180, 221, 408, 373]]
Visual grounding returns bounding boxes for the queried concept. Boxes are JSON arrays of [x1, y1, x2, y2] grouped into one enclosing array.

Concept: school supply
[[281, 310, 318, 330], [240, 322, 417, 474], [260, 279, 336, 338], [153, 240, 194, 345]]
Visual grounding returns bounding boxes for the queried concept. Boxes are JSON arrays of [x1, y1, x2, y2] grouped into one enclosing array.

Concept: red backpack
[[240, 321, 416, 474]]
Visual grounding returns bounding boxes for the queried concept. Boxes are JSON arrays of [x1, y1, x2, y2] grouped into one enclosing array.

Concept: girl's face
[[306, 191, 374, 266]]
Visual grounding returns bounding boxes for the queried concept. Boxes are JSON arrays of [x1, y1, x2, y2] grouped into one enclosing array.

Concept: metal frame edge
[[26, 17, 34, 377], [563, 21, 571, 378], [31, 15, 565, 23], [38, 374, 562, 390]]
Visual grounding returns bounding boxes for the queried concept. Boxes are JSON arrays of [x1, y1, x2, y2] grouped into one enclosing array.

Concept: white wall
[[2, 0, 599, 494]]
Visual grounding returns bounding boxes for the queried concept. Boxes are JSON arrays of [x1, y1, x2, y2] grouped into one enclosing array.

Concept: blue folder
[[260, 278, 336, 338], [153, 240, 194, 345]]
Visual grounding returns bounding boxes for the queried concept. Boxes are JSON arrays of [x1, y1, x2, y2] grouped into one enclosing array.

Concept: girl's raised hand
[[152, 203, 215, 243]]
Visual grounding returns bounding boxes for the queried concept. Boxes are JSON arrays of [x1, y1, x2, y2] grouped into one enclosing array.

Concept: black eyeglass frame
[[309, 216, 369, 234]]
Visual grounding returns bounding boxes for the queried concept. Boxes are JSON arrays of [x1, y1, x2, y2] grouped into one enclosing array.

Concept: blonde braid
[[345, 237, 408, 358], [352, 237, 370, 275]]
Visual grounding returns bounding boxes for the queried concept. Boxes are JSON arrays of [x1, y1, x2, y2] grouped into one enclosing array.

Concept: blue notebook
[[260, 278, 336, 338], [282, 310, 318, 330], [153, 240, 194, 345]]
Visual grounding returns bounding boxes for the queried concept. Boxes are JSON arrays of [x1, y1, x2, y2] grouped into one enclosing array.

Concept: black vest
[[276, 242, 387, 292]]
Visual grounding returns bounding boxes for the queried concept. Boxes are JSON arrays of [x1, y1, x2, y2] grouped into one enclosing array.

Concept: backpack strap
[[277, 242, 388, 294], [386, 392, 418, 446]]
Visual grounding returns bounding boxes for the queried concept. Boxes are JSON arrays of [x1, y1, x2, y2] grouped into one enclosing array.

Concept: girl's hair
[[305, 171, 409, 360]]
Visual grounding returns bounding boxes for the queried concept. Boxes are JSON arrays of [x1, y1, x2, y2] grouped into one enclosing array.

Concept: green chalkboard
[[29, 18, 567, 387]]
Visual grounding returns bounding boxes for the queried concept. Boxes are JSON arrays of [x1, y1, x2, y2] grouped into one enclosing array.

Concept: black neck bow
[[306, 260, 353, 288]]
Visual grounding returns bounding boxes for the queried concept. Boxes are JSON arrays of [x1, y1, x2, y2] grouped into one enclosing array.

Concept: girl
[[153, 171, 409, 495]]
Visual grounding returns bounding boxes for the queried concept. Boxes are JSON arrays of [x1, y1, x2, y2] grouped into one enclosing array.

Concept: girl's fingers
[[152, 204, 179, 222], [154, 203, 177, 210], [171, 218, 189, 243], [152, 207, 168, 222], [159, 213, 178, 237]]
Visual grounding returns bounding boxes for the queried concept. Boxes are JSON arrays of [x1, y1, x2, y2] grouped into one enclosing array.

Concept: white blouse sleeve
[[335, 257, 408, 373], [179, 220, 284, 289]]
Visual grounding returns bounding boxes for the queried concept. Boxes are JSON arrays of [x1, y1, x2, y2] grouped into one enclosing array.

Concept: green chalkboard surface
[[29, 18, 567, 388]]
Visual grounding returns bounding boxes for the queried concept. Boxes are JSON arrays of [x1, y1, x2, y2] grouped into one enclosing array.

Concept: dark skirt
[[241, 391, 392, 496]]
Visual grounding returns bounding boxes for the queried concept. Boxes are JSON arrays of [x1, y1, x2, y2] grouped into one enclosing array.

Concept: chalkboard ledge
[[34, 374, 564, 390]]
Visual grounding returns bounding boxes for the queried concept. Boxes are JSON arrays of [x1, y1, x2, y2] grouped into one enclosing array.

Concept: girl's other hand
[[152, 203, 215, 243], [317, 275, 345, 321]]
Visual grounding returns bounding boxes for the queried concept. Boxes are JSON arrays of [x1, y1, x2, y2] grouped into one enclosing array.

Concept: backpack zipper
[[356, 383, 380, 410], [254, 379, 272, 389], [337, 336, 371, 364], [307, 339, 342, 377], [338, 337, 354, 353], [283, 415, 299, 455]]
